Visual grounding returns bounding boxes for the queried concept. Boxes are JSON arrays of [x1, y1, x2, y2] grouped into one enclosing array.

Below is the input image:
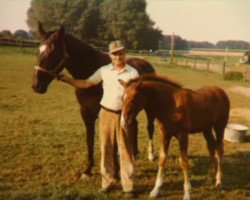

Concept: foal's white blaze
[[120, 93, 127, 130], [39, 44, 47, 54], [120, 111, 126, 130], [123, 93, 127, 101]]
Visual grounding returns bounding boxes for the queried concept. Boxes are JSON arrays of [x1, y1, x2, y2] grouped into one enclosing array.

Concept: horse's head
[[119, 78, 144, 130], [32, 22, 68, 94]]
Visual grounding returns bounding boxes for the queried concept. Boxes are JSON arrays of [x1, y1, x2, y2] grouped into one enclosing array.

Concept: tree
[[14, 30, 30, 39], [26, 0, 162, 49], [99, 0, 162, 49], [188, 41, 215, 49], [216, 40, 250, 49], [0, 30, 12, 38], [161, 35, 189, 50]]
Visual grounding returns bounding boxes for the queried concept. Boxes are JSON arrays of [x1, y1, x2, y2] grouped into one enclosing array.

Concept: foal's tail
[[214, 90, 230, 156]]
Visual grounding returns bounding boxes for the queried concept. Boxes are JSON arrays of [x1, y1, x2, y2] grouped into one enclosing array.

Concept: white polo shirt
[[88, 63, 139, 111]]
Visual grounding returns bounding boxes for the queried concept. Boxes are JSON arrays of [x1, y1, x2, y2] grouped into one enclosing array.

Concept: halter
[[34, 37, 69, 79]]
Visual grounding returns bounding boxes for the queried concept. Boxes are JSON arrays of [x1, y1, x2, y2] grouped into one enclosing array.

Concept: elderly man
[[59, 40, 138, 197]]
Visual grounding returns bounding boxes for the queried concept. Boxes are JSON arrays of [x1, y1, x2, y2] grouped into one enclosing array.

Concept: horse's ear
[[118, 79, 128, 88], [38, 21, 47, 38], [58, 25, 65, 37]]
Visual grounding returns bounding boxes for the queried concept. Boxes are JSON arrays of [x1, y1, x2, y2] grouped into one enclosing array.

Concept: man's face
[[110, 50, 126, 67]]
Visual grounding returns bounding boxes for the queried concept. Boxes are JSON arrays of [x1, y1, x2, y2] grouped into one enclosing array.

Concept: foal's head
[[32, 22, 68, 93], [119, 74, 182, 130], [119, 78, 144, 130]]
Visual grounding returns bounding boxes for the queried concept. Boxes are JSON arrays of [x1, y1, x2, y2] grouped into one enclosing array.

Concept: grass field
[[0, 46, 250, 200]]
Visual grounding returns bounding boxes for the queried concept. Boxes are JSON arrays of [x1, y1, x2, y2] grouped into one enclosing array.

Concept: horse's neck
[[65, 35, 111, 79]]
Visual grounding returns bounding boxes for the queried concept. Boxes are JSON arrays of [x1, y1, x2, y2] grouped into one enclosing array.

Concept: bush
[[224, 71, 244, 80]]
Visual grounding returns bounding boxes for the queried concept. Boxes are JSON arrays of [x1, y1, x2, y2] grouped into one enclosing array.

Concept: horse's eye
[[39, 44, 47, 54]]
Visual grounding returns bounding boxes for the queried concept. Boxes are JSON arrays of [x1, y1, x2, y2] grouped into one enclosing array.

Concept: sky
[[0, 0, 249, 44]]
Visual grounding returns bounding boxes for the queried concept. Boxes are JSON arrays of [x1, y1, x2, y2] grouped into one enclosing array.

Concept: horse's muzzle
[[32, 85, 47, 94]]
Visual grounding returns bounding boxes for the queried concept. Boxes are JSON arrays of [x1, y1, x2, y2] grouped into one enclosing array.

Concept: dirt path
[[229, 86, 250, 97]]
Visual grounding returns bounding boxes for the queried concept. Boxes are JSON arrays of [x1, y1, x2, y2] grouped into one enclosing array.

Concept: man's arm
[[58, 74, 95, 89]]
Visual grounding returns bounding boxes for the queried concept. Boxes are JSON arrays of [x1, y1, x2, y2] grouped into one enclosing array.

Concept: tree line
[[27, 0, 162, 50], [1, 28, 250, 51], [1, 0, 249, 50], [160, 35, 250, 50]]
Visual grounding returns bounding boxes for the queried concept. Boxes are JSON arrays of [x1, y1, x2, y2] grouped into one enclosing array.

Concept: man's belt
[[101, 105, 121, 114]]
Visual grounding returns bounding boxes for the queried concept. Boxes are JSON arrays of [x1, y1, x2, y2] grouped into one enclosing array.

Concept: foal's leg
[[178, 133, 191, 200], [145, 109, 155, 161], [150, 124, 171, 198], [202, 129, 217, 184], [214, 126, 225, 188]]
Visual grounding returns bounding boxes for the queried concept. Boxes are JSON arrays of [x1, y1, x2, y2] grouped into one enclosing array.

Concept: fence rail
[[131, 50, 250, 82], [171, 54, 250, 81], [0, 41, 39, 47]]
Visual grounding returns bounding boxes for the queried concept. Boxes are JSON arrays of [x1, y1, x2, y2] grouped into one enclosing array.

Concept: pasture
[[0, 46, 250, 200]]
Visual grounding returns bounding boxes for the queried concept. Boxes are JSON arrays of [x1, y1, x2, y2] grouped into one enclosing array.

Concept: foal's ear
[[38, 21, 47, 38], [118, 79, 128, 88]]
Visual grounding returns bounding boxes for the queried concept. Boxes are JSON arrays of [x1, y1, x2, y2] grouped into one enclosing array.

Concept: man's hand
[[57, 74, 71, 83], [57, 74, 95, 89]]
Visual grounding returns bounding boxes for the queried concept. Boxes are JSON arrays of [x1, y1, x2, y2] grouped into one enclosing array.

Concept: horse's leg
[[80, 107, 98, 179], [145, 109, 155, 161], [149, 124, 171, 198], [213, 126, 225, 188], [202, 128, 217, 185], [177, 132, 191, 200]]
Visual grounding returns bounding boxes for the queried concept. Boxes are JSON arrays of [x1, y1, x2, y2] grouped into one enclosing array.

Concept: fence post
[[244, 65, 248, 82], [194, 57, 197, 69], [222, 61, 226, 79], [170, 32, 175, 64], [207, 60, 210, 71]]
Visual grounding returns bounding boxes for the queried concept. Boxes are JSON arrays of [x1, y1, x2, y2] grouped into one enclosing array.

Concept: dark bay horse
[[31, 22, 156, 178], [119, 75, 230, 199]]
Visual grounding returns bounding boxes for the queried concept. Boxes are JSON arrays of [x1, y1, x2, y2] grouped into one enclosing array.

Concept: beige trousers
[[99, 108, 134, 192]]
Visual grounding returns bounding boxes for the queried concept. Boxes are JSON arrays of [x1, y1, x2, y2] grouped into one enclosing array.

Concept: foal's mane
[[127, 74, 182, 88]]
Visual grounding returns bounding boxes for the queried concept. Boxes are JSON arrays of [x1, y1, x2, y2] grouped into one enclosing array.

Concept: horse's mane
[[65, 34, 101, 55], [127, 74, 182, 88], [63, 33, 111, 68]]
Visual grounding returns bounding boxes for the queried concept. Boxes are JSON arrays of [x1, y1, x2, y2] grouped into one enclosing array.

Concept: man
[[59, 40, 138, 197]]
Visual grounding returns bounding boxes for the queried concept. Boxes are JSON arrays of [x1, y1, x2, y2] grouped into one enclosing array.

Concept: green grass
[[0, 46, 250, 200]]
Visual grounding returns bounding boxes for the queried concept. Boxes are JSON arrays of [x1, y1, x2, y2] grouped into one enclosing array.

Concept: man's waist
[[100, 105, 121, 114]]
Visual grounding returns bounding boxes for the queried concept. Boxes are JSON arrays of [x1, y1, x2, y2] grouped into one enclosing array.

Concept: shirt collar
[[110, 63, 129, 73]]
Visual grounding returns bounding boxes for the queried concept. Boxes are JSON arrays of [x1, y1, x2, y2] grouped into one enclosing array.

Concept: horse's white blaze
[[39, 44, 47, 54]]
